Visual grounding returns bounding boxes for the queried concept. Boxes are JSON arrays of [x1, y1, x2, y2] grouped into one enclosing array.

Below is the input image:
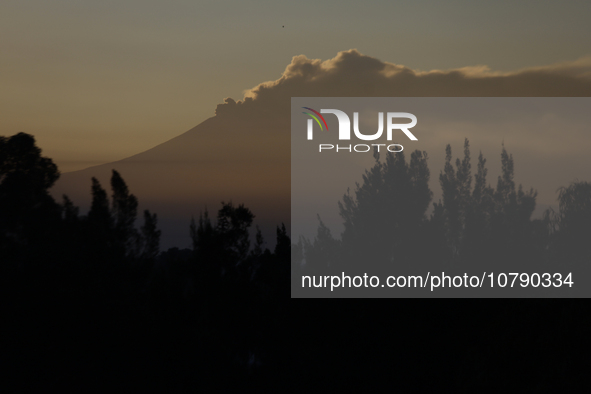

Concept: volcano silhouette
[[52, 103, 291, 250]]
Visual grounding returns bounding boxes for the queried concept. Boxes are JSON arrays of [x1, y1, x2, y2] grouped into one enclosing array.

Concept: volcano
[[51, 103, 291, 250]]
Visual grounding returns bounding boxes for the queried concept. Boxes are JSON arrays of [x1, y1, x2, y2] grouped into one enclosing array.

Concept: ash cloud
[[216, 49, 591, 118]]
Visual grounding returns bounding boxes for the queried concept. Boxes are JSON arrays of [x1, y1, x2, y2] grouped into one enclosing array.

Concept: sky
[[2, 0, 591, 172]]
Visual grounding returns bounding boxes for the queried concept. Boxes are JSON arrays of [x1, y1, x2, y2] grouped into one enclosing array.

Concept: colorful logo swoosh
[[302, 107, 329, 131]]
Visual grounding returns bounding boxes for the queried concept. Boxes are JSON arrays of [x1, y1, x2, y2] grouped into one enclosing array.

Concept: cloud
[[217, 49, 591, 118]]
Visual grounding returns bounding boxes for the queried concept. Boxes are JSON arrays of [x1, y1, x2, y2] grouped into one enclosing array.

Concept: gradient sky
[[2, 0, 591, 172]]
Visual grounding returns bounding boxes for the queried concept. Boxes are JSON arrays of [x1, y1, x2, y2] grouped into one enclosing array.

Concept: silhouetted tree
[[489, 144, 538, 267], [335, 147, 432, 273], [439, 144, 460, 257], [190, 211, 215, 253], [111, 169, 140, 257], [2, 132, 292, 389], [0, 132, 61, 258], [9, 130, 587, 390], [301, 216, 341, 273], [62, 195, 79, 223], [217, 201, 255, 262], [300, 140, 549, 280], [274, 223, 290, 262], [434, 141, 539, 269], [458, 150, 493, 266], [251, 225, 265, 257], [87, 177, 112, 241], [557, 181, 591, 233], [141, 210, 161, 261], [549, 181, 591, 281], [0, 132, 59, 189]]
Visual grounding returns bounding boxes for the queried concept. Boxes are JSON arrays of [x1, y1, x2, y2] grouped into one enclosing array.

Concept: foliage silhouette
[[2, 132, 290, 389], [0, 132, 61, 261], [4, 132, 591, 389], [336, 147, 432, 275], [295, 139, 590, 296]]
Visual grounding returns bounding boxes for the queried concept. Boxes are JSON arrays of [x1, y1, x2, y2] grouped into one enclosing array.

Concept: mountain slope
[[52, 111, 290, 250]]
